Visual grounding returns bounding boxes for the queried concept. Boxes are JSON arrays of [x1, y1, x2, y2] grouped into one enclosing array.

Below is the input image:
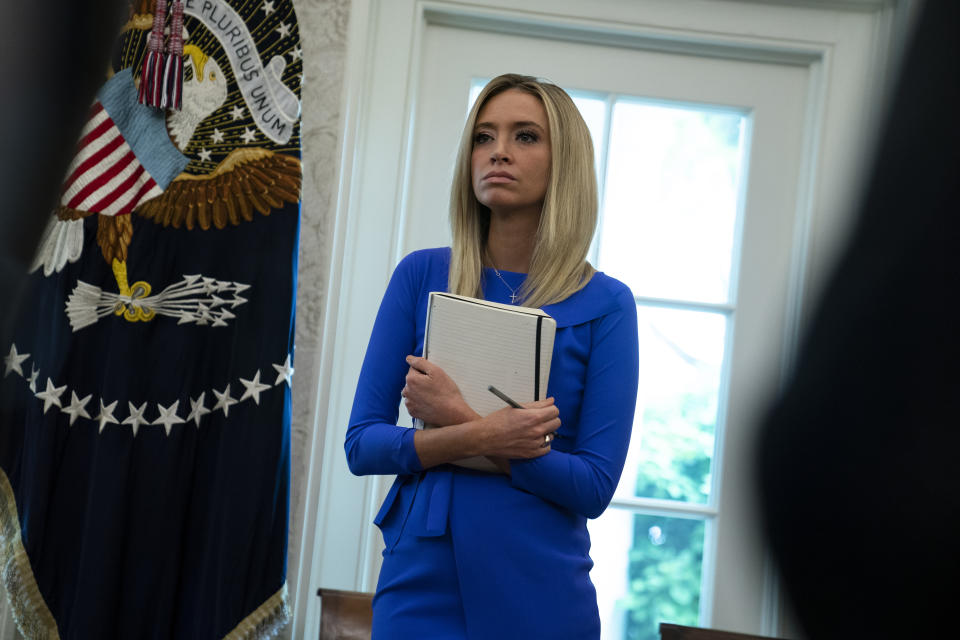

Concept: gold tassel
[[222, 583, 290, 640], [0, 469, 61, 639]]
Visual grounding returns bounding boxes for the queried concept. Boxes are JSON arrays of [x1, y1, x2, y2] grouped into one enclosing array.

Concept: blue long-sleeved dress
[[345, 247, 639, 639]]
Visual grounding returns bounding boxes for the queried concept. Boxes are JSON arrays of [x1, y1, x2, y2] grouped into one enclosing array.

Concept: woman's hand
[[402, 355, 479, 427], [477, 398, 560, 460], [411, 396, 560, 471]]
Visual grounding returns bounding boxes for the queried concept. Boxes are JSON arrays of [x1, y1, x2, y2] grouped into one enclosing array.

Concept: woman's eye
[[474, 132, 492, 144], [517, 130, 539, 143]]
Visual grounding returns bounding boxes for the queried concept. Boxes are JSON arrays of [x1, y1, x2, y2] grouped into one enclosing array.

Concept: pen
[[487, 385, 523, 408], [487, 385, 562, 438]]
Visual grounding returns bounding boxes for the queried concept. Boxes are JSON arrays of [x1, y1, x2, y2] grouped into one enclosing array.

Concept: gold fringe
[[121, 14, 154, 33], [0, 468, 61, 640], [2, 467, 288, 639], [223, 583, 290, 640]]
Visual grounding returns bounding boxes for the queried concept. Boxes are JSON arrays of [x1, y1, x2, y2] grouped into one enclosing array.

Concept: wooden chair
[[660, 622, 786, 640], [317, 588, 374, 640]]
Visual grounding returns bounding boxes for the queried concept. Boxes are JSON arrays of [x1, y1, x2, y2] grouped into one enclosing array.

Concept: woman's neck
[[486, 210, 539, 273]]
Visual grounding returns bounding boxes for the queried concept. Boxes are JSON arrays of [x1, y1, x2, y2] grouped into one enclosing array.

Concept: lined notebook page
[[425, 293, 556, 421]]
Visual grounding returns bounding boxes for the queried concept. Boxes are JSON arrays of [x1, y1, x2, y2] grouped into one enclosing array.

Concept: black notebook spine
[[534, 316, 542, 401]]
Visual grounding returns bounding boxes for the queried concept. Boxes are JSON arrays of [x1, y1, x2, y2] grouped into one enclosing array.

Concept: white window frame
[[290, 1, 917, 639]]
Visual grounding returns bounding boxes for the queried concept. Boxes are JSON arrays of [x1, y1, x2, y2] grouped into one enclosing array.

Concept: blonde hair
[[448, 74, 597, 308]]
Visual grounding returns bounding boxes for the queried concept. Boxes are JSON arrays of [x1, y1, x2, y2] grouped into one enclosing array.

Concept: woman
[[345, 74, 639, 639]]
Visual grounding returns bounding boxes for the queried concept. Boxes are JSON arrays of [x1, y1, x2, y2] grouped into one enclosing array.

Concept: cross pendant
[[510, 293, 518, 304]]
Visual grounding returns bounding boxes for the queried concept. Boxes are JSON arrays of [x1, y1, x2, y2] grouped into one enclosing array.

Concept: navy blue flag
[[1, 1, 301, 637]]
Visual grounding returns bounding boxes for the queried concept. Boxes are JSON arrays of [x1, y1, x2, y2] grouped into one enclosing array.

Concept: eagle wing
[[134, 147, 301, 231]]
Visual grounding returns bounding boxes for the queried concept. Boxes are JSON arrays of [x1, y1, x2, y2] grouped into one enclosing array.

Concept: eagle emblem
[[33, 0, 302, 331]]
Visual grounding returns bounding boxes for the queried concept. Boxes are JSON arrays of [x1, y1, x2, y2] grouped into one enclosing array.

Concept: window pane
[[590, 510, 705, 640], [618, 306, 726, 504], [597, 101, 747, 304], [468, 79, 485, 107], [570, 93, 607, 180]]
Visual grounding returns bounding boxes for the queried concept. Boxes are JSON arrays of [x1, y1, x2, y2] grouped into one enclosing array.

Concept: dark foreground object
[[756, 2, 959, 639]]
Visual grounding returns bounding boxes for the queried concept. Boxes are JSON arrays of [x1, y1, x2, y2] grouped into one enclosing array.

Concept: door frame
[[291, 1, 915, 638]]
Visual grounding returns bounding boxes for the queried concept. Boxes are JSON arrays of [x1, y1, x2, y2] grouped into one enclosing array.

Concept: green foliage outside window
[[620, 391, 714, 640]]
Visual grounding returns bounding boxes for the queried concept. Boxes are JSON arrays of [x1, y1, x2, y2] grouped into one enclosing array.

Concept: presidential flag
[[1, 1, 302, 637]]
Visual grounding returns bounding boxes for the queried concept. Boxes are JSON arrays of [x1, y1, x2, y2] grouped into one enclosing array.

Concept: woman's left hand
[[403, 355, 479, 427]]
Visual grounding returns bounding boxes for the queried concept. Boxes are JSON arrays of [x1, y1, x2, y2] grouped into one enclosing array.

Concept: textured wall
[[288, 0, 352, 630]]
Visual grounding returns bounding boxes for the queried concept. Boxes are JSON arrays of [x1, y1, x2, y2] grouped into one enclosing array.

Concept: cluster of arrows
[[65, 275, 250, 332]]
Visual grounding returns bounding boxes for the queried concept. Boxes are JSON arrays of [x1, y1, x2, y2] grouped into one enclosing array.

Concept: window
[[472, 80, 749, 639]]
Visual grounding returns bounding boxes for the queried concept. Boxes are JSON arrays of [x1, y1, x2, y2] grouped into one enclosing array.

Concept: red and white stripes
[[59, 103, 163, 217]]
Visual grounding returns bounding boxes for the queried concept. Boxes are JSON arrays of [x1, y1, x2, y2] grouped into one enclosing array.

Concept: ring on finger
[[544, 433, 552, 444]]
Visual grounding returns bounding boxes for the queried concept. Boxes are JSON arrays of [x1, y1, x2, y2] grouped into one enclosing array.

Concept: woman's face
[[471, 89, 551, 219]]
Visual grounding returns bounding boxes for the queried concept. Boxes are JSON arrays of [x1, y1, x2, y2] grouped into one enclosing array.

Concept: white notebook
[[421, 292, 556, 472]]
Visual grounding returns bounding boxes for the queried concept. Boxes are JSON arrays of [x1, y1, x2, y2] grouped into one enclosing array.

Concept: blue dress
[[345, 248, 639, 639]]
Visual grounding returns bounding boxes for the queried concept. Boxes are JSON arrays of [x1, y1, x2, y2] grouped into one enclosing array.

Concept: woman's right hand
[[477, 398, 560, 460]]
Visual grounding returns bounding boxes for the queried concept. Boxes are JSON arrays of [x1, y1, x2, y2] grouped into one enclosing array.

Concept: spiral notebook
[[421, 292, 556, 472]]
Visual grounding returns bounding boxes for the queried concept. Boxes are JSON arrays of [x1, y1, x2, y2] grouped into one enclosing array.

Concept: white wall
[[285, 0, 353, 638]]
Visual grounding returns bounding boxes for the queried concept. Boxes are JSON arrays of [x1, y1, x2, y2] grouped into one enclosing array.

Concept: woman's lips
[[483, 171, 515, 183]]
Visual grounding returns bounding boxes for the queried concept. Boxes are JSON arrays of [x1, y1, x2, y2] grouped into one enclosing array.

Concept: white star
[[26, 365, 40, 393], [276, 22, 292, 38], [4, 344, 29, 377], [239, 370, 270, 405], [153, 400, 185, 436], [35, 378, 66, 414], [241, 127, 256, 144], [62, 391, 92, 426], [213, 384, 238, 417], [187, 392, 210, 427], [272, 354, 294, 387], [230, 104, 245, 121], [198, 147, 212, 162], [289, 45, 302, 61], [211, 128, 224, 143], [122, 401, 149, 436], [262, 0, 275, 15], [95, 399, 119, 433]]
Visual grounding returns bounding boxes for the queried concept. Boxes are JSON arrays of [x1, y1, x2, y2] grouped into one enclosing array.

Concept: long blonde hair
[[448, 74, 598, 308]]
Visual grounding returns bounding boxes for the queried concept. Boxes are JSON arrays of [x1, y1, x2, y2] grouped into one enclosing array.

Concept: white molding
[[778, 51, 830, 384], [607, 496, 720, 518], [761, 4, 905, 637], [290, 0, 376, 637], [731, 0, 893, 11], [421, 2, 827, 66]]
